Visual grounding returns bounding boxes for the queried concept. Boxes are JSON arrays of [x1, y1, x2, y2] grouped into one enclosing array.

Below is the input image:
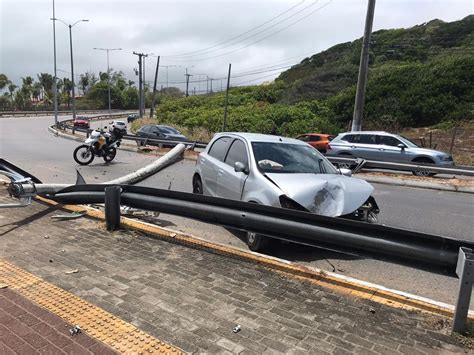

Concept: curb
[[360, 175, 474, 194], [36, 195, 473, 321]]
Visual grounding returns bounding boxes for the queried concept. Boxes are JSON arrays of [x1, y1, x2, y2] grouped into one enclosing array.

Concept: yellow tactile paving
[[0, 260, 185, 355], [35, 196, 471, 321]]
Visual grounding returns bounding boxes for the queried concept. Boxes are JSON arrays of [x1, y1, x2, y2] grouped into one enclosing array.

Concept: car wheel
[[412, 158, 436, 177], [246, 232, 269, 252], [192, 176, 203, 194]]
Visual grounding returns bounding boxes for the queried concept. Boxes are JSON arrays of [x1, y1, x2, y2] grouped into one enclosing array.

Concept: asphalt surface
[[1, 115, 474, 308]]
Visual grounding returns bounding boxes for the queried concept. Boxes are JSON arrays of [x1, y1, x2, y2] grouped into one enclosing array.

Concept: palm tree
[[8, 83, 17, 99], [0, 74, 10, 91], [37, 73, 53, 99]]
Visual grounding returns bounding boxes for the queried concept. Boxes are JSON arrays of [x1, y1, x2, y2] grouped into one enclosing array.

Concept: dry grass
[[401, 121, 474, 166]]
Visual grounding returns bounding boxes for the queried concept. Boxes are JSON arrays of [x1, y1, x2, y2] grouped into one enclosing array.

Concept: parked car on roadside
[[73, 116, 90, 129], [127, 113, 139, 123], [296, 133, 336, 153], [193, 132, 379, 252], [326, 131, 454, 176], [136, 125, 188, 146]]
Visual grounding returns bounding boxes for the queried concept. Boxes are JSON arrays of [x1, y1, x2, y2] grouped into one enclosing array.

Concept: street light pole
[[93, 48, 122, 115], [51, 0, 58, 127], [68, 24, 76, 118], [54, 18, 88, 119]]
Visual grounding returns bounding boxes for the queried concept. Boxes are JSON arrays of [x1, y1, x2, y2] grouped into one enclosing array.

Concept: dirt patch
[[401, 121, 474, 166]]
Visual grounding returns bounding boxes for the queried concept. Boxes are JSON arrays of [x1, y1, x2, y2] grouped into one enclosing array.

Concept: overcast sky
[[0, 0, 472, 93]]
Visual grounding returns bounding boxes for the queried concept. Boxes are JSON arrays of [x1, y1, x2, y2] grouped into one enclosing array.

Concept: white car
[[193, 132, 379, 251]]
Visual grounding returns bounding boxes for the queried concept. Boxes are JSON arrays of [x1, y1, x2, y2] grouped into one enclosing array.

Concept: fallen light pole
[[1, 144, 186, 198]]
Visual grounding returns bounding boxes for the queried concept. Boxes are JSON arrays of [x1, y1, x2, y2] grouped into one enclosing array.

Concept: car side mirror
[[339, 168, 352, 177], [397, 143, 406, 150], [234, 162, 248, 174]]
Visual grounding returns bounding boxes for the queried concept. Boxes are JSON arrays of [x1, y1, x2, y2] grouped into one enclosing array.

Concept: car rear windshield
[[251, 142, 337, 174]]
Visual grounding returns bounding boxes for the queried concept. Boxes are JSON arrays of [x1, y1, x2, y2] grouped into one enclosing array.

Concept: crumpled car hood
[[265, 173, 374, 217]]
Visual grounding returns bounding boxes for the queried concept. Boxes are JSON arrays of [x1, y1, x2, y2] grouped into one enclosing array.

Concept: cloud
[[1, 0, 472, 92]]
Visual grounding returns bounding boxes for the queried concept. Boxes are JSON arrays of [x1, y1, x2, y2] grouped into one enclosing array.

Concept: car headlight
[[437, 155, 452, 161]]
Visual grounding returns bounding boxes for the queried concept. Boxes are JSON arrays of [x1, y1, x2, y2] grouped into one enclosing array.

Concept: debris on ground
[[69, 325, 81, 336], [51, 211, 87, 220], [65, 269, 79, 274], [44, 235, 50, 239], [232, 325, 241, 333], [369, 307, 376, 314], [0, 283, 8, 289]]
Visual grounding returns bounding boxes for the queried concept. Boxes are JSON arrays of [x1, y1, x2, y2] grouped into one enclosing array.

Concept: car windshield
[[252, 142, 337, 174], [398, 135, 419, 148]]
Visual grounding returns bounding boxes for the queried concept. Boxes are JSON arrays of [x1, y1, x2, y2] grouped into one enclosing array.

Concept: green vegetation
[[154, 15, 473, 136]]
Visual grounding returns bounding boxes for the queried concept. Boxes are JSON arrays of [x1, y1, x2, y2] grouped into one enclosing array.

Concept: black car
[[127, 113, 139, 123], [136, 125, 188, 146]]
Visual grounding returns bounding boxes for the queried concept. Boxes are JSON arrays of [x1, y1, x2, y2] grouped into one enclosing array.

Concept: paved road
[[1, 115, 474, 307]]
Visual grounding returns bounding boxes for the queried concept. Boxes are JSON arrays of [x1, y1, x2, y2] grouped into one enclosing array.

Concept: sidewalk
[[0, 195, 471, 354]]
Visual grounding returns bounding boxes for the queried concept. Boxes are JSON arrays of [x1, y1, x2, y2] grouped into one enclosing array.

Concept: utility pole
[[206, 76, 209, 94], [133, 52, 147, 117], [94, 48, 122, 116], [52, 0, 58, 127], [185, 68, 193, 97], [222, 63, 232, 131], [150, 55, 160, 119], [352, 0, 376, 132]]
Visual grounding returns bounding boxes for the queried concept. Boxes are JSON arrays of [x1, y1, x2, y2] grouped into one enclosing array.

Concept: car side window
[[341, 134, 353, 142], [141, 125, 150, 133], [208, 137, 231, 161], [378, 135, 401, 147], [309, 136, 320, 142], [353, 134, 376, 144], [297, 135, 309, 142], [225, 139, 248, 168]]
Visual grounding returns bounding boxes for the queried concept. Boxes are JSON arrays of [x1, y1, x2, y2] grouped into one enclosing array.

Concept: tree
[[8, 83, 17, 99], [0, 74, 10, 91], [62, 78, 73, 109], [37, 73, 53, 99]]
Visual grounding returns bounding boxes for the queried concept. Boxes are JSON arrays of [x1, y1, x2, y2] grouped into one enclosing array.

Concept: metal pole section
[[351, 0, 376, 132], [143, 56, 146, 115], [68, 25, 76, 118], [133, 52, 143, 117], [185, 68, 190, 97], [107, 49, 111, 115], [150, 55, 160, 119], [452, 247, 474, 334], [105, 186, 121, 231], [52, 0, 58, 127], [223, 63, 232, 131]]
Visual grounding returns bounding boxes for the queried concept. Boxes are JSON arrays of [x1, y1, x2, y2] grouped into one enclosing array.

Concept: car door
[[377, 135, 412, 162], [350, 134, 379, 160], [200, 136, 232, 197], [216, 138, 249, 200]]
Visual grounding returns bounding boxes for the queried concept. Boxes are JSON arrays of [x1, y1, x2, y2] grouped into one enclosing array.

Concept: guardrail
[[41, 183, 474, 271], [326, 156, 474, 177], [58, 121, 208, 150], [55, 121, 474, 176], [0, 109, 133, 117]]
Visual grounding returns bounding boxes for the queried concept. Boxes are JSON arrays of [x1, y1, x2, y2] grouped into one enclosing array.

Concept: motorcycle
[[73, 124, 126, 165]]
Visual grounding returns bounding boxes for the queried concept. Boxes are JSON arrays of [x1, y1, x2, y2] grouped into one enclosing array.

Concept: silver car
[[193, 132, 379, 251], [326, 131, 454, 176]]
